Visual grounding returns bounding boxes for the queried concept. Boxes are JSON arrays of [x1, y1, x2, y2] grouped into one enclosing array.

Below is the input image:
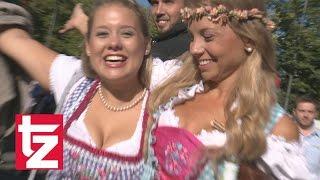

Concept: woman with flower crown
[[0, 0, 181, 179], [0, 0, 314, 179], [144, 0, 315, 179]]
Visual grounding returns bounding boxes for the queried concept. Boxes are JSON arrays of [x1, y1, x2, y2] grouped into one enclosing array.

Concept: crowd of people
[[0, 0, 319, 179]]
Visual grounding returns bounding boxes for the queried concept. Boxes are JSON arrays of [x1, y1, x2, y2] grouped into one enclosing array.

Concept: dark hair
[[295, 96, 319, 111], [148, 0, 201, 7], [82, 0, 152, 88]]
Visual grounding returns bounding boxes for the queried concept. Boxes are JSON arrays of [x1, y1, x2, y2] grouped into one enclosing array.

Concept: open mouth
[[157, 20, 168, 25], [199, 59, 213, 66], [156, 17, 169, 27], [104, 55, 126, 62], [103, 55, 127, 67]]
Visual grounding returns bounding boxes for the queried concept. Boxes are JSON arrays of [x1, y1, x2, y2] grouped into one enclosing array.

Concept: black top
[[151, 22, 190, 61]]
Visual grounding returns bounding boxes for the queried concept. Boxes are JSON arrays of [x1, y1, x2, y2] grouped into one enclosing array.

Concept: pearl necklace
[[97, 82, 147, 112]]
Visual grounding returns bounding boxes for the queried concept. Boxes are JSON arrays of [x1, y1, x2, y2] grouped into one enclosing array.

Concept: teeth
[[104, 55, 124, 61], [199, 60, 211, 66], [157, 20, 167, 24]]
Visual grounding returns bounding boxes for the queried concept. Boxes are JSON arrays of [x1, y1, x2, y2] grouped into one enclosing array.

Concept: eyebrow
[[94, 25, 137, 31], [119, 25, 137, 30], [200, 27, 221, 34]]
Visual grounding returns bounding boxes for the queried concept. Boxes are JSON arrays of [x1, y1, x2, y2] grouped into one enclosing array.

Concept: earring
[[145, 49, 150, 55], [245, 47, 253, 53]]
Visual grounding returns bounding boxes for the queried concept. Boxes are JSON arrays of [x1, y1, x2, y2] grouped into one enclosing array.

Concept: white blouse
[[156, 81, 315, 180], [49, 55, 181, 156]]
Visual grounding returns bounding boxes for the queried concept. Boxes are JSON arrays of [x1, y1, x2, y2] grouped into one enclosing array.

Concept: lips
[[199, 59, 212, 66], [157, 20, 168, 26], [104, 55, 126, 62], [156, 17, 169, 27], [103, 55, 127, 68], [197, 59, 218, 71]]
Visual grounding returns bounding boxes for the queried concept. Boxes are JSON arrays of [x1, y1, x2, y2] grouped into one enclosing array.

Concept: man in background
[[293, 96, 320, 178], [148, 0, 197, 60]]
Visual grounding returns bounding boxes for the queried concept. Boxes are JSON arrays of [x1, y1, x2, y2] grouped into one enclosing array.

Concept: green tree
[[267, 0, 320, 112], [25, 0, 92, 56]]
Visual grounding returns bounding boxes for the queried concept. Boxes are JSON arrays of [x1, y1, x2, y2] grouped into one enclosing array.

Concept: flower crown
[[180, 4, 276, 31]]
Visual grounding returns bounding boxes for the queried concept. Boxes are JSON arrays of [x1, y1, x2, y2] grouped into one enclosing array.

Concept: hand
[[59, 3, 88, 35]]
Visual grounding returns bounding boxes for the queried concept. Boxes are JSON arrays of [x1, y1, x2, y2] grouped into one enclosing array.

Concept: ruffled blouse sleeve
[[150, 58, 182, 91], [49, 54, 81, 103], [260, 135, 316, 180], [259, 104, 316, 179]]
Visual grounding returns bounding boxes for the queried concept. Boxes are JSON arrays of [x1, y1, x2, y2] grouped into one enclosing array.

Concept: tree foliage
[[24, 0, 93, 56], [267, 0, 320, 111]]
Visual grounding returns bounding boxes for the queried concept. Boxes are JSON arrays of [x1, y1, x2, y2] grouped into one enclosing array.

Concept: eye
[[202, 33, 215, 42], [200, 29, 216, 42], [96, 31, 108, 38], [163, 0, 173, 4], [121, 30, 134, 38], [150, 0, 158, 5]]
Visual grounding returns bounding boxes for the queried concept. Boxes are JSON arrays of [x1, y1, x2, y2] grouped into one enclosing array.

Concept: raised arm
[[0, 2, 58, 90], [0, 28, 58, 90]]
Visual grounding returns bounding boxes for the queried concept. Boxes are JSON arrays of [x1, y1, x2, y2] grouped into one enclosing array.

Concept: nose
[[108, 34, 122, 51], [303, 112, 311, 119], [190, 40, 204, 59], [155, 2, 164, 16]]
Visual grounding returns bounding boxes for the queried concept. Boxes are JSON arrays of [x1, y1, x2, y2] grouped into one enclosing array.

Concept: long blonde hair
[[150, 0, 277, 162]]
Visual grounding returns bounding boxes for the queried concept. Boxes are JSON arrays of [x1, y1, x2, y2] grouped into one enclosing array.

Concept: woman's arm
[[0, 28, 58, 89]]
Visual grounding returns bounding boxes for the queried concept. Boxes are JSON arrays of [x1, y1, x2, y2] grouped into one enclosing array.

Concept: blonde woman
[[145, 0, 314, 179], [0, 0, 179, 179]]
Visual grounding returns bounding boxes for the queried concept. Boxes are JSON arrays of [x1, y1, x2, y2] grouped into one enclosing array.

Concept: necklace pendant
[[210, 119, 226, 132]]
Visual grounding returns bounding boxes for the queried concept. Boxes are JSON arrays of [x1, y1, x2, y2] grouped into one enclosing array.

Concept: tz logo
[[16, 114, 63, 170]]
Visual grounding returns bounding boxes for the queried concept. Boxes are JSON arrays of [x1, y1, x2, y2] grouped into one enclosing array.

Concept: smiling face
[[150, 0, 185, 33], [85, 3, 149, 83], [189, 17, 248, 83], [294, 102, 318, 129]]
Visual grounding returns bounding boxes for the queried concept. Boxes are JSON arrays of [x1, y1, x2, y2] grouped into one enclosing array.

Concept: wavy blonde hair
[[150, 0, 277, 162], [81, 0, 153, 88]]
